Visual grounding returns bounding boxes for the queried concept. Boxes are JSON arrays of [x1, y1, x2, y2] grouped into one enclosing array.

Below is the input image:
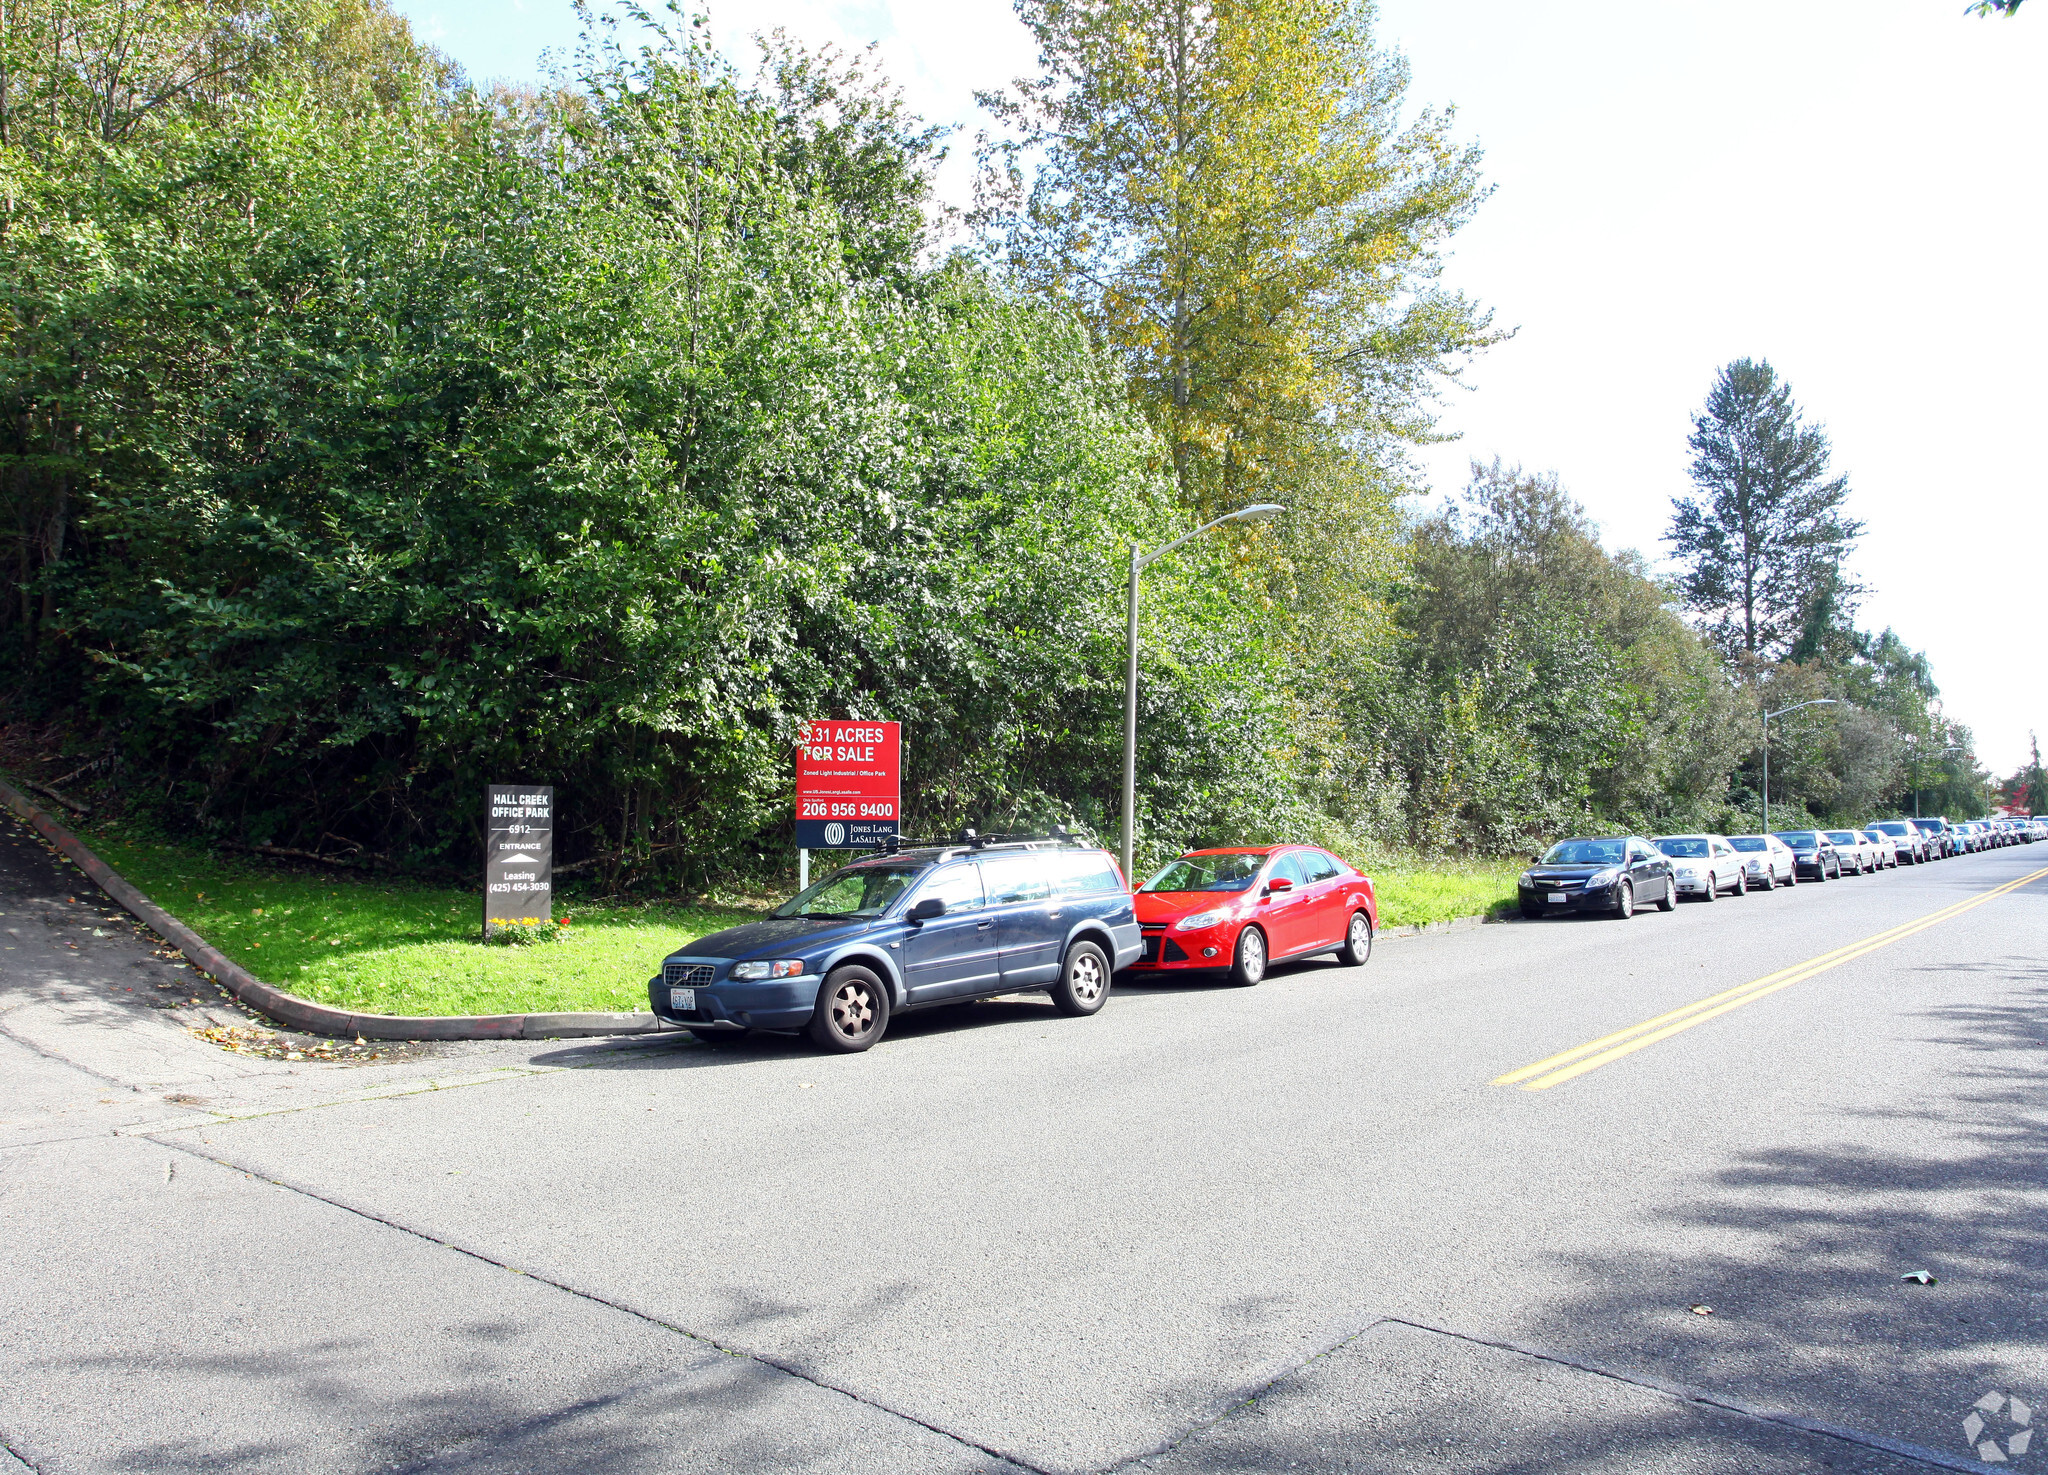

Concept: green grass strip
[[81, 824, 760, 1018]]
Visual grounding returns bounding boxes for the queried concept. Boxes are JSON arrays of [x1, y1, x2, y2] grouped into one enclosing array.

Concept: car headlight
[[1518, 871, 1535, 887], [1588, 867, 1620, 886], [1677, 867, 1698, 879], [1174, 909, 1231, 932], [729, 960, 804, 980]]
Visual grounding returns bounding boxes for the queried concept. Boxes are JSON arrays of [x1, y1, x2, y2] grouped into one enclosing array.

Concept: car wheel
[[1050, 940, 1112, 1017], [1614, 880, 1635, 919], [1760, 868, 1775, 891], [1700, 871, 1717, 902], [1227, 927, 1267, 987], [1732, 869, 1746, 896], [1337, 910, 1374, 965], [688, 1027, 752, 1045], [1655, 878, 1675, 911], [805, 965, 890, 1053]]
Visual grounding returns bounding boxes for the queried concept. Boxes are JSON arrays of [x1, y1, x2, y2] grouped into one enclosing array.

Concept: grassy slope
[[86, 825, 760, 1017], [78, 825, 1518, 1017]]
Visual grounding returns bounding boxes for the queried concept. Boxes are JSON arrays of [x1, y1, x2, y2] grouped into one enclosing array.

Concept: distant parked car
[[1520, 836, 1675, 919], [1131, 845, 1377, 987], [648, 833, 1140, 1052], [1772, 830, 1841, 881], [1910, 817, 1953, 858], [1822, 830, 1871, 874], [1727, 834, 1798, 889], [1855, 830, 1896, 869], [1652, 834, 1747, 900], [1867, 820, 1927, 864]]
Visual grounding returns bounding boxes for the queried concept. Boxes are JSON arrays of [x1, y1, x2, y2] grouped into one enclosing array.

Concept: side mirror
[[1265, 876, 1293, 893], [907, 897, 947, 923]]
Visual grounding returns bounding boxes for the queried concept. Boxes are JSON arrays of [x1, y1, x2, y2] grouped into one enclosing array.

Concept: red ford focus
[[1129, 845, 1377, 987]]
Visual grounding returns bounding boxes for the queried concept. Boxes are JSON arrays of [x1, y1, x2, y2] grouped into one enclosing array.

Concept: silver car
[[1857, 829, 1899, 869], [1726, 834, 1798, 889], [1651, 834, 1748, 900]]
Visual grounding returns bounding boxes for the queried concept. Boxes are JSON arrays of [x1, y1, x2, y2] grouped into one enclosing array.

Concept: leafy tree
[[1375, 461, 1744, 850], [1666, 359, 1864, 665], [2, 2, 1307, 883], [977, 0, 1495, 518], [2002, 734, 2048, 815]]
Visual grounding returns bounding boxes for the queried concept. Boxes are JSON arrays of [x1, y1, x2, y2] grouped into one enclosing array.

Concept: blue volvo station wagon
[[649, 834, 1143, 1053]]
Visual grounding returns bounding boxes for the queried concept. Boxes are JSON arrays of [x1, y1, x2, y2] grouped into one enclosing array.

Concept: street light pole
[[1761, 697, 1838, 834], [1910, 742, 1965, 819], [1121, 502, 1286, 884]]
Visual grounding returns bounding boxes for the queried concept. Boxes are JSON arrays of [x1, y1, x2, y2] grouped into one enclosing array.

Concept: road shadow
[[1486, 970, 2048, 1464], [34, 1315, 997, 1474]]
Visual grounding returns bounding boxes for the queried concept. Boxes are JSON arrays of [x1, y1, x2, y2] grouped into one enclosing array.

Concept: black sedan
[[1519, 836, 1676, 919], [1770, 830, 1841, 881]]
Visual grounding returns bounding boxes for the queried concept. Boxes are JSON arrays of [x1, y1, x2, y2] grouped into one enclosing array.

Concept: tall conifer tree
[[1665, 359, 1864, 664]]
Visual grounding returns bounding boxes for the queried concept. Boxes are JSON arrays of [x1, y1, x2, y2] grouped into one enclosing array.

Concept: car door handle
[[977, 919, 994, 930], [1048, 911, 1062, 920]]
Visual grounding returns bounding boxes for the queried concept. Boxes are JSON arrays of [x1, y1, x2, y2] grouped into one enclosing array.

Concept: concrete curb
[[0, 778, 668, 1043], [1377, 909, 1518, 938]]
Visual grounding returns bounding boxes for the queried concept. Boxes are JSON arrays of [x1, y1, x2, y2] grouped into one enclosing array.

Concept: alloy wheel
[[830, 979, 876, 1038], [1068, 950, 1106, 1005]]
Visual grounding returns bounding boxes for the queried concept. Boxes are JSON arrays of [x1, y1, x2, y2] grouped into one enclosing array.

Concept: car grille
[[1162, 938, 1190, 963], [664, 962, 715, 987]]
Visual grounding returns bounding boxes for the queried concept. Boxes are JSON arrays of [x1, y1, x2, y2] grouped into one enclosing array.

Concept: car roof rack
[[860, 825, 1091, 859]]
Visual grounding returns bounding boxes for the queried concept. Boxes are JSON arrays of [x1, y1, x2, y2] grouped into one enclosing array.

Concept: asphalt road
[[4, 812, 2045, 1474]]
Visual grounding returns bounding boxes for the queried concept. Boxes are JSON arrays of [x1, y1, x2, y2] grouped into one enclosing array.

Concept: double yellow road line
[[1494, 865, 2048, 1092]]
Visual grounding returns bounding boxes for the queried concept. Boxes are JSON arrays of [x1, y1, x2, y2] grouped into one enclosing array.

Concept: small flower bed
[[483, 915, 571, 945]]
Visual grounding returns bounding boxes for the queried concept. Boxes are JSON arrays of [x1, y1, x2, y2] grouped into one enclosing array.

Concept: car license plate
[[669, 987, 695, 1011], [1547, 893, 1569, 904]]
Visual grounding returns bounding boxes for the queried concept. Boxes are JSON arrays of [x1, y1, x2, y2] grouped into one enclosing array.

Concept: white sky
[[392, 0, 2047, 777]]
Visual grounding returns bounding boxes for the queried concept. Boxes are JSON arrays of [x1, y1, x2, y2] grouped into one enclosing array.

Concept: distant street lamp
[[1122, 503, 1287, 883], [1761, 698, 1837, 834]]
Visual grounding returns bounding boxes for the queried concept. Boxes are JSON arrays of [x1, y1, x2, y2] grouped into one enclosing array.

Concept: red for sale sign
[[795, 720, 900, 848]]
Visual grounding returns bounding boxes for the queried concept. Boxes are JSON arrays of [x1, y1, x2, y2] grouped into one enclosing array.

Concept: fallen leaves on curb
[[191, 1025, 385, 1062]]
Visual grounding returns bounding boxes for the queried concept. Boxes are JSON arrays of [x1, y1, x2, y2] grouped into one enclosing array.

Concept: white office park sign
[[485, 784, 553, 933]]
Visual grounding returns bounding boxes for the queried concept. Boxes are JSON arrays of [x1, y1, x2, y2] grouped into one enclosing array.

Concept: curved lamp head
[[1225, 503, 1287, 523]]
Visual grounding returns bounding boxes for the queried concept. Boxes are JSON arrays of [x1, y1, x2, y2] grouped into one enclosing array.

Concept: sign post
[[485, 785, 554, 937], [796, 722, 900, 882]]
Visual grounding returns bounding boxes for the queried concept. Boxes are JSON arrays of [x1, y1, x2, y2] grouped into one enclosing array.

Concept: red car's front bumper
[[1128, 923, 1236, 971]]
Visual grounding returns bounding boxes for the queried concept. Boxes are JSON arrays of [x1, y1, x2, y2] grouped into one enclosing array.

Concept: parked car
[[1909, 817, 1953, 858], [1652, 834, 1747, 900], [1867, 820, 1927, 864], [1771, 830, 1841, 881], [1519, 836, 1675, 919], [1824, 829, 1880, 874], [1130, 845, 1377, 986], [1726, 834, 1798, 888], [648, 833, 1141, 1052]]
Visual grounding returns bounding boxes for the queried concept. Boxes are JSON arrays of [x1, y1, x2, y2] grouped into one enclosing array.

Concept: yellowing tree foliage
[[980, 0, 1497, 518]]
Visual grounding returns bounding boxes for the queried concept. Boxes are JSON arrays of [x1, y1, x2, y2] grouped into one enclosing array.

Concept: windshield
[[1540, 839, 1626, 866], [1728, 837, 1767, 851], [772, 864, 921, 919], [1873, 823, 1905, 834], [1143, 853, 1267, 893], [1774, 831, 1819, 847], [1655, 839, 1709, 858], [1826, 831, 1858, 844]]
